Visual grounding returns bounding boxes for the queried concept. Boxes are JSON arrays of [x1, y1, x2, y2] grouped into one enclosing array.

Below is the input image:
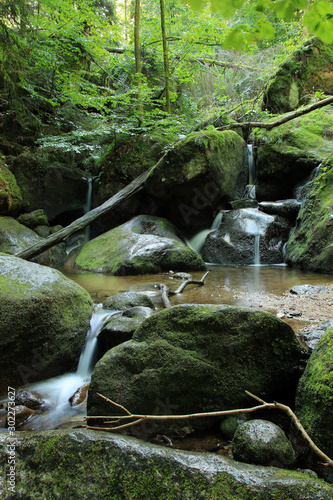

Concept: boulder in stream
[[0, 159, 23, 215], [69, 215, 206, 275], [202, 208, 291, 265], [0, 254, 93, 393], [87, 304, 306, 435]]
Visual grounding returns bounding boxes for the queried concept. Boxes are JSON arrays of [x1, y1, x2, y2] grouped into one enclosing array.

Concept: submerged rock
[[0, 255, 93, 393], [88, 304, 305, 434], [232, 419, 296, 468], [70, 215, 206, 275], [145, 129, 248, 231], [296, 327, 333, 459], [1, 429, 332, 499]]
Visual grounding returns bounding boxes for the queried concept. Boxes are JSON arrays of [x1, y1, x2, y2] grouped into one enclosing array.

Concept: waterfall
[[188, 211, 223, 254], [66, 177, 93, 254], [77, 304, 118, 378], [245, 145, 256, 199], [254, 234, 260, 265]]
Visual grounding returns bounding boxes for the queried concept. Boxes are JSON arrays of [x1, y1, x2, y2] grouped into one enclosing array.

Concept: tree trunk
[[15, 171, 148, 261], [160, 0, 171, 114]]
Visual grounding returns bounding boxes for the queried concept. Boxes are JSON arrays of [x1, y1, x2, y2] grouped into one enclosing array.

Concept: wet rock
[[69, 383, 90, 407], [88, 304, 306, 435], [98, 315, 143, 354], [230, 199, 258, 210], [70, 215, 206, 275], [202, 208, 291, 265], [1, 429, 332, 499], [232, 419, 296, 468], [220, 414, 249, 441], [6, 405, 34, 427], [34, 225, 52, 238], [104, 291, 155, 311], [290, 285, 331, 295], [259, 199, 301, 221], [296, 327, 333, 459], [0, 254, 93, 392], [15, 389, 46, 410], [172, 272, 192, 280], [302, 320, 333, 351]]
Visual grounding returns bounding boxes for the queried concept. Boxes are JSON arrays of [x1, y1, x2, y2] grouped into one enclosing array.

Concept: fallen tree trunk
[[216, 95, 333, 132], [15, 170, 149, 261]]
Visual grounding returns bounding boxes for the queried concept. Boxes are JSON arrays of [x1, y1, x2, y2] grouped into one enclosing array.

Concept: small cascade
[[77, 304, 118, 378], [18, 304, 117, 430], [245, 144, 256, 199], [188, 211, 223, 254], [254, 234, 260, 265], [295, 164, 321, 201], [66, 177, 93, 254]]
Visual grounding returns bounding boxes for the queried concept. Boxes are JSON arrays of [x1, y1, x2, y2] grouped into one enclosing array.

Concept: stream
[[1, 263, 332, 433]]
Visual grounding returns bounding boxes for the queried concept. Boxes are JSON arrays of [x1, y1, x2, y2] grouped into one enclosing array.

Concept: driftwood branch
[[216, 95, 333, 132], [15, 170, 150, 261], [79, 391, 333, 468], [158, 271, 209, 308]]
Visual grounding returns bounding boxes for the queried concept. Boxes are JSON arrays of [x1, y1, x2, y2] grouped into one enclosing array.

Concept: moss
[[296, 328, 333, 457], [285, 157, 333, 272], [0, 159, 23, 214]]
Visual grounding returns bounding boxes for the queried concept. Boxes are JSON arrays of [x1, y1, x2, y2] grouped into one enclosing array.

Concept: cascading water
[[187, 211, 223, 254], [16, 304, 118, 430], [66, 177, 93, 254]]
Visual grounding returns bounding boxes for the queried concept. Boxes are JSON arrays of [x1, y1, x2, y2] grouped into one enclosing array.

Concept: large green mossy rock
[[0, 255, 93, 393], [296, 327, 333, 458], [1, 429, 333, 500], [255, 107, 333, 200], [71, 215, 206, 275], [0, 159, 23, 215], [262, 38, 333, 114], [87, 304, 305, 431], [285, 157, 333, 272], [0, 216, 67, 267], [145, 130, 248, 231]]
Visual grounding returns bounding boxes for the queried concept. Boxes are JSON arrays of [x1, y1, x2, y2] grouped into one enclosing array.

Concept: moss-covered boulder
[[0, 255, 93, 393], [145, 130, 248, 231], [232, 419, 296, 468], [0, 216, 67, 267], [285, 157, 333, 272], [2, 429, 333, 500], [87, 304, 305, 434], [254, 107, 333, 200], [17, 208, 49, 229], [296, 327, 333, 458], [0, 158, 23, 215], [69, 215, 206, 275], [262, 38, 333, 113]]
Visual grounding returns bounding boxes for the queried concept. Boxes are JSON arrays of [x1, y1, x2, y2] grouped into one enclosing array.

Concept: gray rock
[[104, 292, 155, 310], [302, 320, 333, 350], [1, 429, 332, 499], [232, 419, 296, 468], [259, 199, 301, 220], [290, 285, 331, 295], [14, 389, 46, 410], [122, 306, 155, 319], [98, 315, 143, 354]]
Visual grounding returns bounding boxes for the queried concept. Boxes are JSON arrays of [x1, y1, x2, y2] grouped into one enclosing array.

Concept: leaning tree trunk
[[15, 170, 149, 261]]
